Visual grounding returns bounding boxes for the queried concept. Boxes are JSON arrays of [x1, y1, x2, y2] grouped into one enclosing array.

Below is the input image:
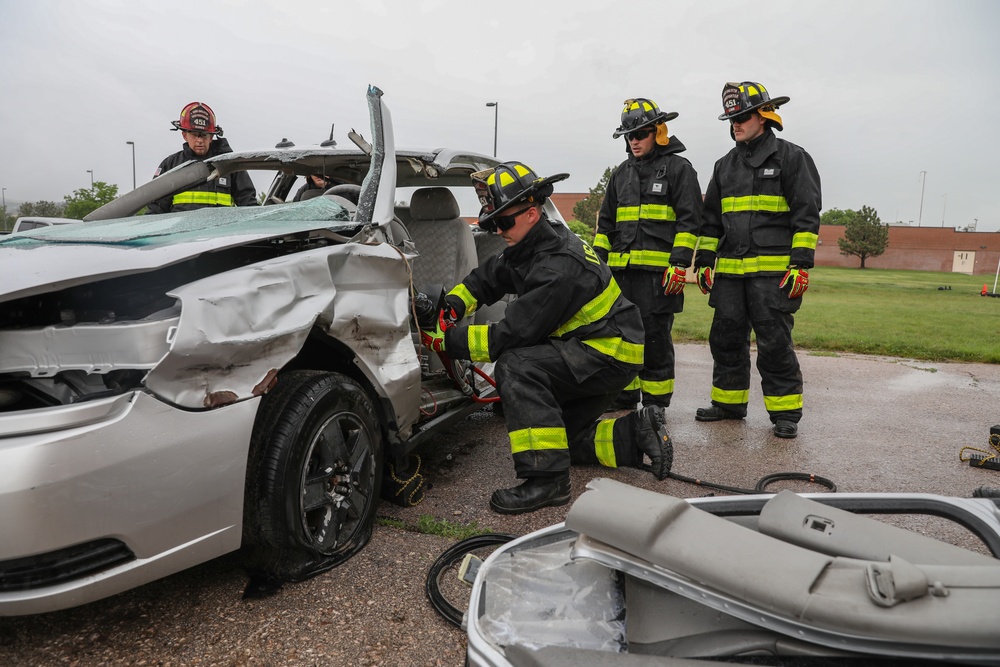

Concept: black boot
[[695, 405, 747, 422], [629, 406, 674, 480], [489, 473, 571, 515], [773, 420, 798, 439]]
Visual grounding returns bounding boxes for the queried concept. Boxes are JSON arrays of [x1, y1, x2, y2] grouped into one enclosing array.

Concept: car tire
[[243, 370, 383, 581]]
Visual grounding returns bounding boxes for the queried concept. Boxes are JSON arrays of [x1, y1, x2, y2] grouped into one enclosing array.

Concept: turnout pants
[[494, 342, 646, 478], [615, 270, 681, 408], [707, 275, 803, 423]]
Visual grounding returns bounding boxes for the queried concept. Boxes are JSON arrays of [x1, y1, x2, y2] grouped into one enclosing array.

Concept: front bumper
[[0, 391, 259, 615]]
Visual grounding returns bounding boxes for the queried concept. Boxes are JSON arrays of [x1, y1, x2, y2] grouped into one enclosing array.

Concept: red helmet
[[171, 102, 222, 135]]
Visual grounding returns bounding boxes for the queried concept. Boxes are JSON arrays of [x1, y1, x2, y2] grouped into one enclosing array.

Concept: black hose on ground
[[426, 533, 515, 628], [663, 469, 837, 494]]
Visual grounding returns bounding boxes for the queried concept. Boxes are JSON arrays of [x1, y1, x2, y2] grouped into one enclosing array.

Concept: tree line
[[566, 168, 888, 269], [0, 183, 118, 232]]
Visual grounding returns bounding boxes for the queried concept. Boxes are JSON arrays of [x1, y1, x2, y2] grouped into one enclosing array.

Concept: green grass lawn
[[672, 267, 1000, 364]]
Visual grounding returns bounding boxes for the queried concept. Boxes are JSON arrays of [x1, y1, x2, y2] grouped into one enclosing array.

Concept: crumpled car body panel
[[151, 241, 420, 429]]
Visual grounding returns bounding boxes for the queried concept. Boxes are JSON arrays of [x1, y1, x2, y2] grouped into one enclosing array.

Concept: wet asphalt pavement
[[2, 343, 999, 666]]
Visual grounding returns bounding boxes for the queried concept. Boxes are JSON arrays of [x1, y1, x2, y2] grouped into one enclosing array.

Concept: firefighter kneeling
[[420, 161, 673, 515]]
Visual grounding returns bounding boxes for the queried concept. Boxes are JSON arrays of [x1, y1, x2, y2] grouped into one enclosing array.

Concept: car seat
[[406, 187, 477, 293], [470, 228, 511, 325], [299, 188, 325, 201]]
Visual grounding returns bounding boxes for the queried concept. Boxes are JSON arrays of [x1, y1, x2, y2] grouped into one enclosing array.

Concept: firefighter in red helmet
[[420, 161, 673, 514], [147, 102, 256, 214], [594, 98, 703, 412], [694, 82, 822, 438]]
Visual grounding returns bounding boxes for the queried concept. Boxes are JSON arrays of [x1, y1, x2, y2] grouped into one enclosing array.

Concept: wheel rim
[[298, 409, 376, 555]]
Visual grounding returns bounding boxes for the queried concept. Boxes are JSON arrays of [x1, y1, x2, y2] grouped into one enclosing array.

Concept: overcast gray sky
[[1, 0, 998, 230]]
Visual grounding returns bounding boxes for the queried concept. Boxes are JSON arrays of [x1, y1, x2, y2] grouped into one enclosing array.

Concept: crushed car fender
[[148, 243, 421, 429]]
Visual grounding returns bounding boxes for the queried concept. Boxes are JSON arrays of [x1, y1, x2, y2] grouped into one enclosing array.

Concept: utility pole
[[87, 170, 94, 188], [126, 141, 136, 190], [486, 101, 498, 157], [917, 171, 926, 227]]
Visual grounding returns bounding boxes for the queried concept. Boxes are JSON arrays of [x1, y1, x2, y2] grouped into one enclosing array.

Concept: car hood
[[0, 196, 359, 303]]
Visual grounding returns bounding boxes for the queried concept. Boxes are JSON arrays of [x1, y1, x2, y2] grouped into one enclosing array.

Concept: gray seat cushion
[[406, 188, 476, 293]]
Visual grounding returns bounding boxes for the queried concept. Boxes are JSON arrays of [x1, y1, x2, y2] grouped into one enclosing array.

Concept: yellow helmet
[[472, 161, 568, 233], [719, 81, 789, 130], [613, 98, 678, 139]]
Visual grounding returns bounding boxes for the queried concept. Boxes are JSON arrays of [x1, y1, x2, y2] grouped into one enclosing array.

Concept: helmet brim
[[170, 119, 221, 134], [613, 111, 679, 138], [718, 96, 790, 121], [479, 173, 570, 225]]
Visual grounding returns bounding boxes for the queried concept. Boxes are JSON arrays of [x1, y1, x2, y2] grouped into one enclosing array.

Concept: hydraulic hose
[[664, 469, 837, 494], [426, 533, 515, 628]]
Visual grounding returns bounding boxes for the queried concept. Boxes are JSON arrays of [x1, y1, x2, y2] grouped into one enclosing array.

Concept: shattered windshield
[[0, 197, 355, 248]]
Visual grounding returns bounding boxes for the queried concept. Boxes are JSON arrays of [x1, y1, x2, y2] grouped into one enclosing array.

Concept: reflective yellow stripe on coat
[[616, 204, 677, 222], [715, 255, 791, 276], [172, 191, 234, 206], [447, 284, 479, 316], [792, 232, 819, 250], [720, 195, 789, 214], [467, 325, 491, 362], [552, 280, 622, 337], [607, 249, 672, 269]]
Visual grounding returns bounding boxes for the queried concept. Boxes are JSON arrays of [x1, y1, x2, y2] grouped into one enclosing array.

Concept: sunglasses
[[729, 111, 754, 124], [626, 127, 655, 142], [494, 206, 532, 232]]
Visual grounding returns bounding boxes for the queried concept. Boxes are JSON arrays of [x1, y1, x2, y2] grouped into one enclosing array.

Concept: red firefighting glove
[[420, 308, 455, 352], [661, 265, 687, 296], [780, 266, 809, 299], [696, 266, 713, 294]]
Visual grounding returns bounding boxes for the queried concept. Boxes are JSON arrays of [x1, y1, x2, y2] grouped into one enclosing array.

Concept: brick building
[[816, 225, 1000, 276], [540, 193, 1000, 277]]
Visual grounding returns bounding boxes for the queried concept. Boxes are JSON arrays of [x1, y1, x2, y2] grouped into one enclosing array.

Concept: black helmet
[[718, 81, 789, 128], [612, 98, 678, 138], [473, 161, 569, 233]]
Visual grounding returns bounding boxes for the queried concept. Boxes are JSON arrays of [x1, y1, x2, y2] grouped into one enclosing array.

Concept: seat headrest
[[409, 187, 460, 221], [299, 188, 325, 201]]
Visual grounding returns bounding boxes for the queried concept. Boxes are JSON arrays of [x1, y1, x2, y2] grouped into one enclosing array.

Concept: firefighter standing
[[420, 162, 673, 515], [693, 82, 821, 438], [147, 102, 256, 214], [594, 98, 703, 410]]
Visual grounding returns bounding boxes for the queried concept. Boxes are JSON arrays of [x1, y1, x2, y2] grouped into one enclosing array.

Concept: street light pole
[[126, 141, 136, 190], [86, 170, 94, 188], [917, 170, 926, 227], [486, 101, 498, 157]]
